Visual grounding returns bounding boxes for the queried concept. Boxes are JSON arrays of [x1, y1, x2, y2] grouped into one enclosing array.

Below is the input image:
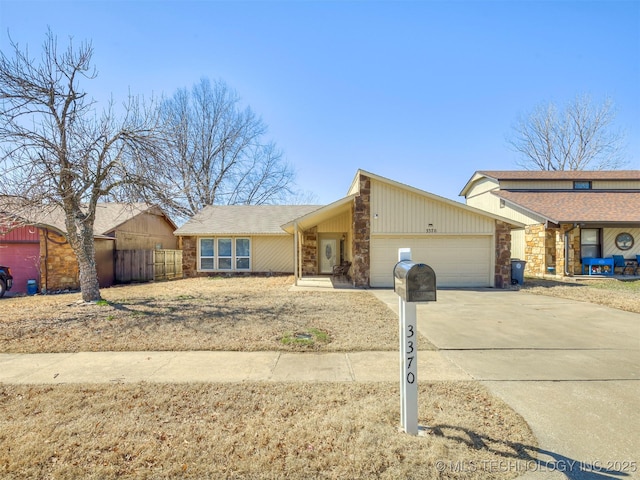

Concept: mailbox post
[[393, 248, 436, 435]]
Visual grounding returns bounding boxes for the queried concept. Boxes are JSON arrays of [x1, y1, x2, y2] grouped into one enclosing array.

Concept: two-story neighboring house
[[460, 170, 640, 278]]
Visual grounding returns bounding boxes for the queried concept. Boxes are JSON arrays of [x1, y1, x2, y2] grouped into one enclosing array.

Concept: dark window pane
[[200, 239, 214, 257], [201, 258, 214, 270]]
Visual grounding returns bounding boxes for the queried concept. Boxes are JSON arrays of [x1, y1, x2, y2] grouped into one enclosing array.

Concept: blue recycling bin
[[27, 279, 37, 295]]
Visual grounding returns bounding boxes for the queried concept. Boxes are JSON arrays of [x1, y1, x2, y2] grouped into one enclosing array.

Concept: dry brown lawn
[[1, 276, 432, 354], [521, 277, 640, 314], [0, 382, 537, 479]]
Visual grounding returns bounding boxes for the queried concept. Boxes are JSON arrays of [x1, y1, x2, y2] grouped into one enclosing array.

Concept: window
[[199, 239, 215, 270], [581, 228, 601, 258], [574, 181, 592, 190], [218, 238, 232, 270], [236, 238, 250, 270], [198, 237, 251, 271]]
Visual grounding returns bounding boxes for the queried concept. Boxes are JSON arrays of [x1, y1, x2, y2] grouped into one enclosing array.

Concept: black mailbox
[[393, 261, 437, 302]]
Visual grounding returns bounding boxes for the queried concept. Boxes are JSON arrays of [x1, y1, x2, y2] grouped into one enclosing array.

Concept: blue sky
[[1, 0, 638, 205]]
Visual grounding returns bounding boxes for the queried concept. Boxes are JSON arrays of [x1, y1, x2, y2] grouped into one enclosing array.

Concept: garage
[[370, 235, 493, 288], [0, 225, 41, 294]]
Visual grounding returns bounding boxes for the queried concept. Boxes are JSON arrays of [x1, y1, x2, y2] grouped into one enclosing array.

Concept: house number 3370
[[406, 324, 416, 384]]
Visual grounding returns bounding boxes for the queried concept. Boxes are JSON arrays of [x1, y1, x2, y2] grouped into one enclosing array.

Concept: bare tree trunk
[[65, 213, 101, 302]]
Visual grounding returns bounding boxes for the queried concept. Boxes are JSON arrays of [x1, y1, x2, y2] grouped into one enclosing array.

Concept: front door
[[319, 239, 337, 274]]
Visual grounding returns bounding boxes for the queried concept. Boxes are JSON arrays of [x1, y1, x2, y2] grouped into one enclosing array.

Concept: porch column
[[351, 174, 371, 287], [494, 220, 511, 288]]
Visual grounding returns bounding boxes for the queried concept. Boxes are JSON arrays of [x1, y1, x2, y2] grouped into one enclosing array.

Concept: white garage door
[[370, 236, 493, 288]]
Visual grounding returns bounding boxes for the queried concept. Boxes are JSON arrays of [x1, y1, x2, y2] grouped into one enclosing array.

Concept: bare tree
[[507, 95, 627, 170], [138, 78, 295, 221], [0, 30, 159, 302]]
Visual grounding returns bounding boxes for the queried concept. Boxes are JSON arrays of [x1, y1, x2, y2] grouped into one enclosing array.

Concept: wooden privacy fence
[[115, 249, 183, 283]]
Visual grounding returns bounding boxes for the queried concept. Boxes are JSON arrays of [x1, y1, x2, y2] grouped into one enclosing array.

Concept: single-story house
[[0, 202, 177, 294], [460, 170, 640, 277], [175, 170, 524, 288]]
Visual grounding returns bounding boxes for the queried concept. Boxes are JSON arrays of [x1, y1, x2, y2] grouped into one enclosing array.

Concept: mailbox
[[393, 261, 436, 302]]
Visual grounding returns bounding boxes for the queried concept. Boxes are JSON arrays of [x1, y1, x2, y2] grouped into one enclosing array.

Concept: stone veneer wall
[[40, 229, 79, 292], [301, 227, 318, 276], [180, 236, 200, 278], [524, 224, 546, 277], [494, 220, 512, 288], [545, 229, 556, 273], [351, 175, 371, 287], [554, 227, 567, 276]]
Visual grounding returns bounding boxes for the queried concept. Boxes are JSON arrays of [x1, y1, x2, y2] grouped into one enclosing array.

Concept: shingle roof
[[493, 191, 640, 223], [0, 200, 173, 236], [174, 205, 323, 236], [478, 170, 640, 181]]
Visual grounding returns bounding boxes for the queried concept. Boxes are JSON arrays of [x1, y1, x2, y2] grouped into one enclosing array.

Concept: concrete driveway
[[371, 288, 639, 480]]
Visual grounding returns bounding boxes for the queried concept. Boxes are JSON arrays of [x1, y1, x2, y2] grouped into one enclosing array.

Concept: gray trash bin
[[511, 260, 526, 285]]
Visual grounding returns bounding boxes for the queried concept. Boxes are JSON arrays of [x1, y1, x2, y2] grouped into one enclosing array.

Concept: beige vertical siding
[[497, 180, 640, 190], [593, 180, 640, 190], [500, 180, 573, 190], [253, 236, 294, 272], [465, 177, 499, 198], [371, 179, 495, 234], [317, 210, 350, 233], [466, 192, 543, 225], [510, 229, 526, 260]]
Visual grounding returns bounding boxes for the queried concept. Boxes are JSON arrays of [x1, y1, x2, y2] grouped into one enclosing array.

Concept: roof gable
[[354, 169, 524, 227], [94, 203, 177, 234]]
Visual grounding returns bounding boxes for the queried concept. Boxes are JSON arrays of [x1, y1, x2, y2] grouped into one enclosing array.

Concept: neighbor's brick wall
[[301, 227, 318, 276], [40, 229, 79, 292], [494, 220, 511, 288], [352, 174, 371, 287]]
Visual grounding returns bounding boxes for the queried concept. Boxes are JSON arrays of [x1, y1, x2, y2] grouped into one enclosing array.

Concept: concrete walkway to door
[[370, 288, 640, 480]]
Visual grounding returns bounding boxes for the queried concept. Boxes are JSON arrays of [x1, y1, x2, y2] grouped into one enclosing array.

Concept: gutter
[[293, 221, 298, 286]]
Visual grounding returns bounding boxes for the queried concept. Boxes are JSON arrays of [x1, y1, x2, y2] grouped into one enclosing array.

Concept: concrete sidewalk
[[0, 349, 471, 384]]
